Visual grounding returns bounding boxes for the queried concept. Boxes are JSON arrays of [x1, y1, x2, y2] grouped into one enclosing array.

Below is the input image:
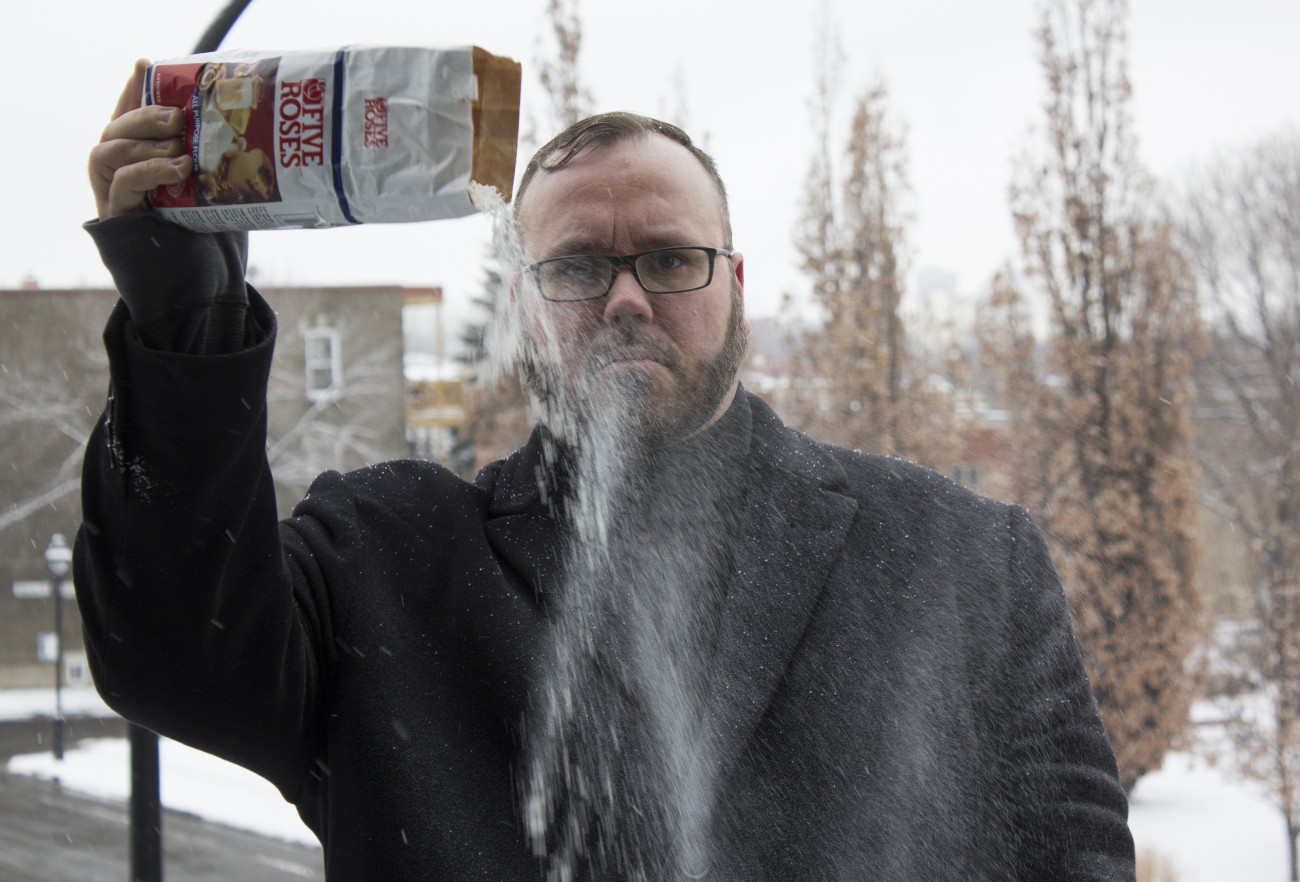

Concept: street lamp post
[[43, 532, 72, 761]]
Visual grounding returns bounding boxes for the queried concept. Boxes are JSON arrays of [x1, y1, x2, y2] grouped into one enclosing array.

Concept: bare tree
[[0, 291, 110, 684], [256, 290, 410, 515], [267, 330, 404, 499], [1184, 129, 1300, 880], [0, 370, 92, 534], [0, 297, 106, 538], [989, 0, 1204, 791]]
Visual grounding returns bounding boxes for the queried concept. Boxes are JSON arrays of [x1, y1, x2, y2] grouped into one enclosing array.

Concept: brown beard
[[632, 289, 746, 446], [522, 285, 747, 448]]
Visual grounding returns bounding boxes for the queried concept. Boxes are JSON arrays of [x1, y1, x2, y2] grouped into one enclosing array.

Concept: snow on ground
[[2, 687, 315, 846], [1128, 751, 1288, 882], [8, 737, 317, 846], [0, 686, 114, 721], [4, 688, 1295, 874]]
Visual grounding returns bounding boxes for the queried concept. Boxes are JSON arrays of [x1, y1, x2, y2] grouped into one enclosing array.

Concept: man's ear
[[732, 252, 750, 335]]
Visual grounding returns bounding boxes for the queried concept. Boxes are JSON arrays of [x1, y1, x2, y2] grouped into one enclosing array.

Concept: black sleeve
[[74, 213, 329, 799], [73, 286, 333, 801], [83, 211, 263, 354], [1001, 506, 1137, 880]]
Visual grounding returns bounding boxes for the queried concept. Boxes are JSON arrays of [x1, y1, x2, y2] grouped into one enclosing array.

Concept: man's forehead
[[524, 136, 682, 197], [517, 135, 723, 250], [541, 227, 697, 256]]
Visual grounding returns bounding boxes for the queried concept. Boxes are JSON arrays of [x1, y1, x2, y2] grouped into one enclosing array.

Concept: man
[[79, 62, 1136, 880]]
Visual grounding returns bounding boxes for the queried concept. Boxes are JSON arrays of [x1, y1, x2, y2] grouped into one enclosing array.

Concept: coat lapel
[[705, 396, 858, 784]]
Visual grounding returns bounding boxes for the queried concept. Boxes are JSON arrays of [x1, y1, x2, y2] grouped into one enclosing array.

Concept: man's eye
[[564, 258, 603, 275], [555, 259, 605, 281], [647, 252, 685, 272]]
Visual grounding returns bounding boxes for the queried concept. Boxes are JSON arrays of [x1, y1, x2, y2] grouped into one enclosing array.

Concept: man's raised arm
[[72, 63, 323, 793]]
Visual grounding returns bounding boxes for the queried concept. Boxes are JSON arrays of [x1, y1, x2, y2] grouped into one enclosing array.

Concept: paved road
[[0, 718, 324, 881]]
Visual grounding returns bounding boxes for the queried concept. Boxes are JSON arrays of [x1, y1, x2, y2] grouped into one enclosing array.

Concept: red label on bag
[[148, 62, 203, 208], [148, 58, 282, 210]]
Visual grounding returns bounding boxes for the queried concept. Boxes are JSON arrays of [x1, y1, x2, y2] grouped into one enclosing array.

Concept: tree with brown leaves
[[535, 0, 594, 133], [987, 0, 1204, 792], [784, 44, 956, 469]]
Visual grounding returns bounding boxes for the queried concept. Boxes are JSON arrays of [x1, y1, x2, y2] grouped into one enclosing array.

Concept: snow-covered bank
[[7, 737, 317, 846], [7, 730, 1293, 874], [0, 686, 113, 721], [1128, 751, 1287, 882]]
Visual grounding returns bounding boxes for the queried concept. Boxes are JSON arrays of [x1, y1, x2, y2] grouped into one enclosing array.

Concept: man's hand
[[89, 60, 190, 220]]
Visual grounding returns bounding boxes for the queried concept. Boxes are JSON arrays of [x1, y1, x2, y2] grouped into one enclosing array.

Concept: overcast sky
[[2, 0, 1297, 332]]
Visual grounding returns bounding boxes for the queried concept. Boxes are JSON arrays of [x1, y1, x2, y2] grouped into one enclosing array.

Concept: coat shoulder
[[826, 441, 1009, 519], [291, 457, 489, 534], [746, 392, 1014, 527]]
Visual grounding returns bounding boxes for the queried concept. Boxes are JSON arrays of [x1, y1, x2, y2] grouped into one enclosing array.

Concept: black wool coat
[[76, 294, 1135, 881]]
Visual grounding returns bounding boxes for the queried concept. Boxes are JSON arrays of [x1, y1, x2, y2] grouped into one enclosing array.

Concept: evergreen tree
[[454, 257, 532, 476]]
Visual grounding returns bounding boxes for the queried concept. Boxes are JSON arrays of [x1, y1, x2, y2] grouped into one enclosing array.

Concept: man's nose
[[602, 265, 654, 323]]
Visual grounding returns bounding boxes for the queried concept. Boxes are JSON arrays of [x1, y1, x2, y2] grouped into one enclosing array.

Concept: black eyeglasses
[[525, 246, 734, 302]]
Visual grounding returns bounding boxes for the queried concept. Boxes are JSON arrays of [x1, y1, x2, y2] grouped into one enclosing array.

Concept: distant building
[[906, 267, 976, 336], [403, 287, 469, 472], [407, 377, 468, 469], [0, 282, 419, 688], [256, 284, 412, 514]]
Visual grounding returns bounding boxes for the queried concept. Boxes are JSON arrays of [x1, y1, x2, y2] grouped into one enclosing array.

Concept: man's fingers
[[90, 133, 185, 219], [101, 105, 185, 145], [103, 155, 191, 219], [91, 96, 188, 219], [91, 61, 188, 220], [91, 136, 185, 176], [111, 59, 150, 121]]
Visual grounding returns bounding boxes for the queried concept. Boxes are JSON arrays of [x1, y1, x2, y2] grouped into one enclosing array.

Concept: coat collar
[[477, 429, 566, 603]]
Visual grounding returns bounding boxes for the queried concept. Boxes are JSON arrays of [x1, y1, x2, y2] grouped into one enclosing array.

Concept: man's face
[[516, 134, 747, 445]]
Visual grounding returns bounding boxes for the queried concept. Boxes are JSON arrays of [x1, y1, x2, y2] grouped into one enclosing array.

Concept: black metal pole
[[129, 723, 163, 882], [192, 0, 255, 53], [52, 572, 64, 761]]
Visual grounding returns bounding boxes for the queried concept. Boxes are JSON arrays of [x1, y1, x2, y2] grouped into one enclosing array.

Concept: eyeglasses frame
[[524, 246, 735, 302]]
